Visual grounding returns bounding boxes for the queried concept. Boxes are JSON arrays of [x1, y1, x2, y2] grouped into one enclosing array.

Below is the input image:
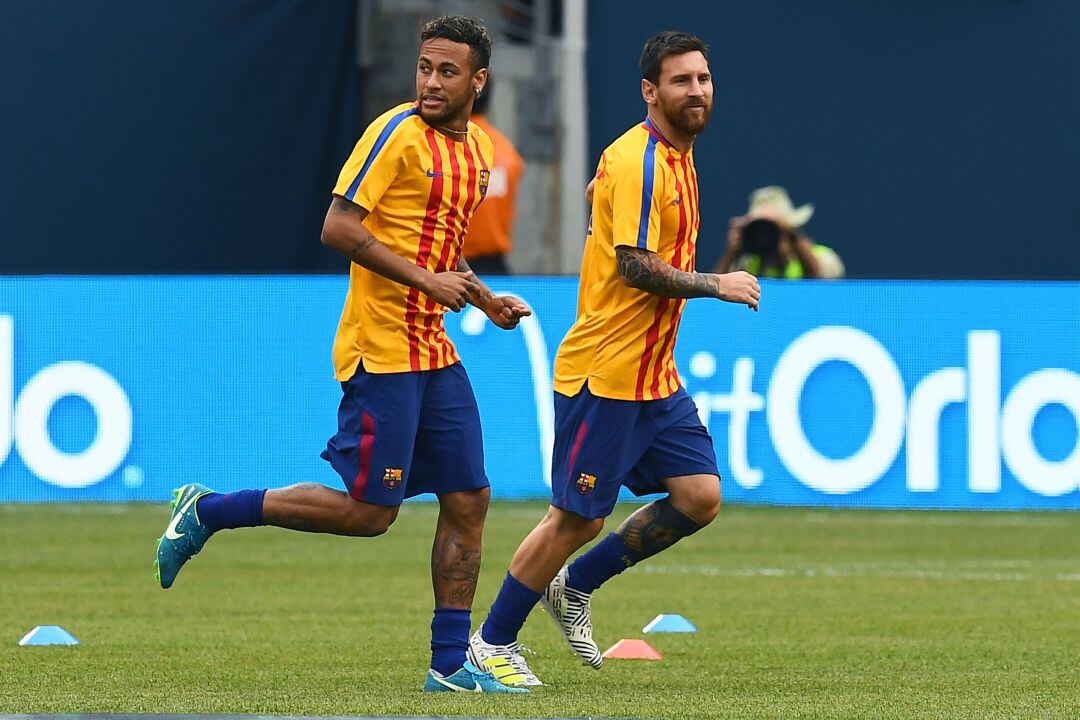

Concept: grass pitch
[[2, 501, 1078, 719]]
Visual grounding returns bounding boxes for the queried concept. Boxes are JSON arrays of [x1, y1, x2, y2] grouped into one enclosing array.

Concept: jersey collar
[[642, 117, 675, 151]]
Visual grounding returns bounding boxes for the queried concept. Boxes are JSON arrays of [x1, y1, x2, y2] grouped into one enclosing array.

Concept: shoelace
[[469, 666, 498, 681], [184, 533, 204, 556], [504, 643, 539, 680]]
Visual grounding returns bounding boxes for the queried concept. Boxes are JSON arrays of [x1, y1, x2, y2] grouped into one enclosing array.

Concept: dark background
[[588, 1, 1080, 277], [1, 0, 358, 273], [3, 0, 1078, 278]]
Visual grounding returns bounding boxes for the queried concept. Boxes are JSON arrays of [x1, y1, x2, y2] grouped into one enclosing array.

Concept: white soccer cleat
[[541, 566, 603, 669], [467, 629, 544, 687]]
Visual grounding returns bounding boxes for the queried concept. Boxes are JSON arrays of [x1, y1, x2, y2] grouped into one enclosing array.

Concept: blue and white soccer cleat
[[423, 660, 529, 693], [541, 566, 603, 669], [155, 483, 215, 589]]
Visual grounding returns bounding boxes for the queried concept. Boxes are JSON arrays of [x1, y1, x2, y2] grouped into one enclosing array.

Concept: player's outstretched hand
[[715, 271, 760, 311], [426, 270, 479, 312], [485, 295, 532, 330]]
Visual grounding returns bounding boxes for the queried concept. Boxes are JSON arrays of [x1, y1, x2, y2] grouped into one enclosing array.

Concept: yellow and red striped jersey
[[554, 118, 701, 401], [331, 102, 494, 379]]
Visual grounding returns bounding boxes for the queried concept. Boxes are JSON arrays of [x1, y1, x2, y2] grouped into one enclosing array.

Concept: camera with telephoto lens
[[740, 218, 783, 258]]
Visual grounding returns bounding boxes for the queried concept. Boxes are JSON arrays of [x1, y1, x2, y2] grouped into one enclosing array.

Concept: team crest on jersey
[[576, 472, 597, 495], [383, 468, 403, 490], [479, 169, 490, 198]]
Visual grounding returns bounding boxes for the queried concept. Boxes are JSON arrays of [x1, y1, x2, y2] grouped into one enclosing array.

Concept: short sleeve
[[333, 105, 416, 211], [611, 137, 665, 252]]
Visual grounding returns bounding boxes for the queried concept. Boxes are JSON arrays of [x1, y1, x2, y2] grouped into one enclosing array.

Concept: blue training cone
[[642, 613, 697, 633], [18, 626, 79, 646]]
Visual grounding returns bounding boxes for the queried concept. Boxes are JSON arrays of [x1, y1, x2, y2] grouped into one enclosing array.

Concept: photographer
[[714, 186, 844, 279]]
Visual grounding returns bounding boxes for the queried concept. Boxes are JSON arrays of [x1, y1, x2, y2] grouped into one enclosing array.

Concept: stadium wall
[[5, 2, 1080, 279], [587, 0, 1080, 279], [2, 277, 1077, 509], [0, 0, 358, 274]]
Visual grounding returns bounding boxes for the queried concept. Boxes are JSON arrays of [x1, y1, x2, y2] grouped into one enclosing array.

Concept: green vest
[[741, 244, 835, 279]]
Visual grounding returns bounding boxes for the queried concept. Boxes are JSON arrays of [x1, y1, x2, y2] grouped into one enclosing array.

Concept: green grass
[[1, 502, 1078, 719]]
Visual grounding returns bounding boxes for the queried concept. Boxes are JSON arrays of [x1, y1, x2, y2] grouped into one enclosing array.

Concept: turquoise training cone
[[642, 613, 697, 633], [18, 626, 79, 646]]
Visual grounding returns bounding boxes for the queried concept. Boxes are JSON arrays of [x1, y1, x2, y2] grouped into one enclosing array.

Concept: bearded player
[[154, 16, 530, 694], [468, 31, 760, 685]]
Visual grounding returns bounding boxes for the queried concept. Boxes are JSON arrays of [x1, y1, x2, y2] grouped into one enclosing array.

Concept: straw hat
[[746, 186, 814, 228]]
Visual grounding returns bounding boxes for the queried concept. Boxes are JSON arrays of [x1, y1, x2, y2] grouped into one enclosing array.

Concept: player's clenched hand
[[484, 295, 532, 330], [714, 271, 760, 311], [426, 271, 479, 312]]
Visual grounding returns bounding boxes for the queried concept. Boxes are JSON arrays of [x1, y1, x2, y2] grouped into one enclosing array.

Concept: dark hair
[[421, 15, 492, 71], [640, 31, 708, 84]]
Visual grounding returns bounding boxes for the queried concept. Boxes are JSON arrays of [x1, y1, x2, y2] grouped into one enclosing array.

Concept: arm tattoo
[[328, 197, 378, 257], [457, 256, 495, 306], [350, 231, 377, 257], [329, 196, 361, 215], [616, 246, 717, 298]]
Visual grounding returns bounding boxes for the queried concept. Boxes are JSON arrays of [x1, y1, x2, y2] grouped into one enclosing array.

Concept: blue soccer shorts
[[550, 383, 720, 519], [320, 361, 489, 506]]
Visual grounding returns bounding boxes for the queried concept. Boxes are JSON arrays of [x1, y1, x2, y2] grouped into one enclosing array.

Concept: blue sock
[[196, 489, 266, 532], [566, 533, 634, 594], [430, 607, 471, 676], [481, 572, 542, 646]]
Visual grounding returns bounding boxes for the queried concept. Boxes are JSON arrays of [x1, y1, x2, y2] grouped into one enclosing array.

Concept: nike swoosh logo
[[429, 674, 478, 692], [165, 491, 200, 541], [426, 170, 444, 177]]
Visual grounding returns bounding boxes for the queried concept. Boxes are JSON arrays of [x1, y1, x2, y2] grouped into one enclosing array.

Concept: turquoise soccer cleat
[[155, 483, 215, 589], [422, 660, 529, 694]]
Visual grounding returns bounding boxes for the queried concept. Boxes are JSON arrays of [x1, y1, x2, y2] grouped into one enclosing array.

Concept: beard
[[660, 98, 712, 136], [418, 91, 471, 127]]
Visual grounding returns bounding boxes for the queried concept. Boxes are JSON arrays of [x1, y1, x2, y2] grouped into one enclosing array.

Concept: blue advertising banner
[[1, 277, 1077, 509]]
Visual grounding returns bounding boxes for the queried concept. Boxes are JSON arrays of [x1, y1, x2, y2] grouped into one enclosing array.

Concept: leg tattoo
[[616, 498, 701, 565], [432, 527, 482, 609], [563, 499, 704, 596]]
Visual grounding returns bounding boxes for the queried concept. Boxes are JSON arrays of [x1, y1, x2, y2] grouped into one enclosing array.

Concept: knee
[[441, 487, 490, 530], [698, 490, 721, 526], [674, 478, 721, 526], [366, 508, 398, 536], [581, 516, 606, 542], [343, 503, 399, 537], [548, 508, 605, 544], [564, 515, 605, 544]]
